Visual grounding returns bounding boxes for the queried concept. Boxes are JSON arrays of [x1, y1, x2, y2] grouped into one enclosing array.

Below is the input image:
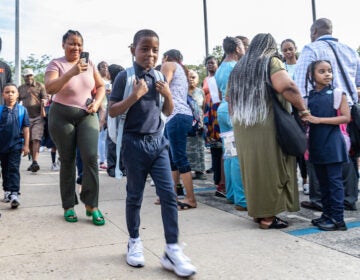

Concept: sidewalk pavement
[[1, 151, 360, 280]]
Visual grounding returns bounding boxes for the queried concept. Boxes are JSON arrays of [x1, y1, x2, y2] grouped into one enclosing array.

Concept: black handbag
[[270, 85, 307, 157]]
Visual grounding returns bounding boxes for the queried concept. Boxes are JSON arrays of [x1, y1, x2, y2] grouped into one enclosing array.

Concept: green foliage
[[0, 54, 51, 84], [21, 54, 51, 84], [186, 45, 224, 86], [211, 45, 224, 64]]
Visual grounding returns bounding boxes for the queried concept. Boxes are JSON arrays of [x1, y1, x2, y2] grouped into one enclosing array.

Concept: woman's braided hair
[[228, 33, 279, 126]]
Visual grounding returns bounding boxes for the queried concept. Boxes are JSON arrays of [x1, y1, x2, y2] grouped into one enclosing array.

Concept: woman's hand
[[86, 99, 101, 114], [69, 60, 88, 76]]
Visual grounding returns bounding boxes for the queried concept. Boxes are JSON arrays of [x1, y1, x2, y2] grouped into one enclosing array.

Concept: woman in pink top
[[45, 30, 106, 226]]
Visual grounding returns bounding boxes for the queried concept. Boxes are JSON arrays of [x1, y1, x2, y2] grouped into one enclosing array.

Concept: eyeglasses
[[282, 47, 294, 52]]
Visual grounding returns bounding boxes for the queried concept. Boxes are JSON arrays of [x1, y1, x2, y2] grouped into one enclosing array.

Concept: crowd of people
[[1, 17, 360, 277]]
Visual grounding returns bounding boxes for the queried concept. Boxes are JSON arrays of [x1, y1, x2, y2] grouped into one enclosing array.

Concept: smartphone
[[85, 98, 93, 106], [80, 52, 89, 65]]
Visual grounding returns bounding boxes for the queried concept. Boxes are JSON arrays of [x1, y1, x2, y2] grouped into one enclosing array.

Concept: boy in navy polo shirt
[[108, 29, 196, 277], [0, 83, 30, 208]]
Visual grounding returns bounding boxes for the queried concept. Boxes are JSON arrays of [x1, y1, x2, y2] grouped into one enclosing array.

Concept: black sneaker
[[205, 168, 213, 174], [27, 163, 33, 171], [317, 219, 347, 231], [311, 215, 327, 226], [31, 162, 40, 172]]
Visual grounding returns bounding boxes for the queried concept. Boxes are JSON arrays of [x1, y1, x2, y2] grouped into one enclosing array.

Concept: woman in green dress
[[227, 33, 309, 229]]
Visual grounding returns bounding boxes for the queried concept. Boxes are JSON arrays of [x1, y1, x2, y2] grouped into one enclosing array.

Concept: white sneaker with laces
[[161, 244, 196, 277], [3, 191, 11, 202], [303, 183, 310, 195], [51, 163, 60, 171], [10, 193, 20, 209], [126, 238, 145, 267]]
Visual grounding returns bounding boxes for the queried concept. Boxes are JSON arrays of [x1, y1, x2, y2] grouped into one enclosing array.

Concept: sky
[[1, 0, 359, 69]]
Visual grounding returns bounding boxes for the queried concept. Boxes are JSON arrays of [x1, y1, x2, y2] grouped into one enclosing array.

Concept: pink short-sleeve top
[[46, 56, 96, 110]]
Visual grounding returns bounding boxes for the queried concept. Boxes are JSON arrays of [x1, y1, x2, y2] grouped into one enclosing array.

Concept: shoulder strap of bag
[[323, 40, 355, 103], [0, 104, 25, 130], [154, 70, 165, 111], [114, 67, 135, 179], [17, 104, 25, 130]]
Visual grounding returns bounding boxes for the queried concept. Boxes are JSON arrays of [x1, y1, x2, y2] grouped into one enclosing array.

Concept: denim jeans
[[123, 133, 178, 244], [165, 114, 192, 173], [0, 149, 21, 193]]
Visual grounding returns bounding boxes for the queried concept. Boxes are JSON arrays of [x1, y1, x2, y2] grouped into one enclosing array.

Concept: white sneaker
[[10, 193, 20, 209], [126, 238, 145, 267], [303, 183, 310, 195], [51, 163, 60, 171], [3, 191, 11, 202], [161, 244, 196, 277], [150, 180, 155, 186]]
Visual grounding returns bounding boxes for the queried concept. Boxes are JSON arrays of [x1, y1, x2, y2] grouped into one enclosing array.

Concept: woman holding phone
[[45, 30, 106, 226]]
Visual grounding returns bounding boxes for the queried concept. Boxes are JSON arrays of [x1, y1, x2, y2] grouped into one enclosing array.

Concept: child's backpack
[[0, 103, 26, 134], [107, 67, 165, 179], [187, 94, 202, 136]]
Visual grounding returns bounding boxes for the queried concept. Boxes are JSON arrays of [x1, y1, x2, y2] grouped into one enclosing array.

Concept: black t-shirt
[[109, 63, 164, 135], [0, 60, 12, 105]]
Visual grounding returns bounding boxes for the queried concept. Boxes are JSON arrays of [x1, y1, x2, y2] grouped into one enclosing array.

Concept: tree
[[0, 54, 51, 84], [21, 54, 51, 84], [186, 45, 224, 86]]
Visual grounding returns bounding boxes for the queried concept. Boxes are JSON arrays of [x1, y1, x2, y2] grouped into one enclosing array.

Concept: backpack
[[187, 94, 202, 136], [107, 67, 165, 179], [348, 103, 360, 156], [0, 103, 26, 134]]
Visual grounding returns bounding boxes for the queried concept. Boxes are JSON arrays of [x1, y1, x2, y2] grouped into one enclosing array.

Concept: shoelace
[[130, 241, 143, 255], [168, 243, 191, 263]]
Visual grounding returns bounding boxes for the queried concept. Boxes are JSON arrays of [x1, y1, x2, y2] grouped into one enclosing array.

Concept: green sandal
[[64, 209, 78, 223], [91, 209, 105, 226], [86, 210, 91, 217]]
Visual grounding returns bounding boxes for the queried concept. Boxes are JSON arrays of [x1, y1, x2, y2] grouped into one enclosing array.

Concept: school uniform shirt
[[308, 85, 348, 164], [109, 62, 164, 135], [0, 103, 30, 153]]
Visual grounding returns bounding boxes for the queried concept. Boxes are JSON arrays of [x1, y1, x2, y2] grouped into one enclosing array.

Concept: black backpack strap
[[323, 40, 355, 103]]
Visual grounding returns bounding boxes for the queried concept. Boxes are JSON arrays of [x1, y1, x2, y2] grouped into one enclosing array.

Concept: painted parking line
[[193, 186, 216, 193], [287, 221, 360, 236]]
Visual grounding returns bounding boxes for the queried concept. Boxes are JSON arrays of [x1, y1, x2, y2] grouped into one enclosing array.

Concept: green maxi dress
[[233, 58, 299, 218]]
